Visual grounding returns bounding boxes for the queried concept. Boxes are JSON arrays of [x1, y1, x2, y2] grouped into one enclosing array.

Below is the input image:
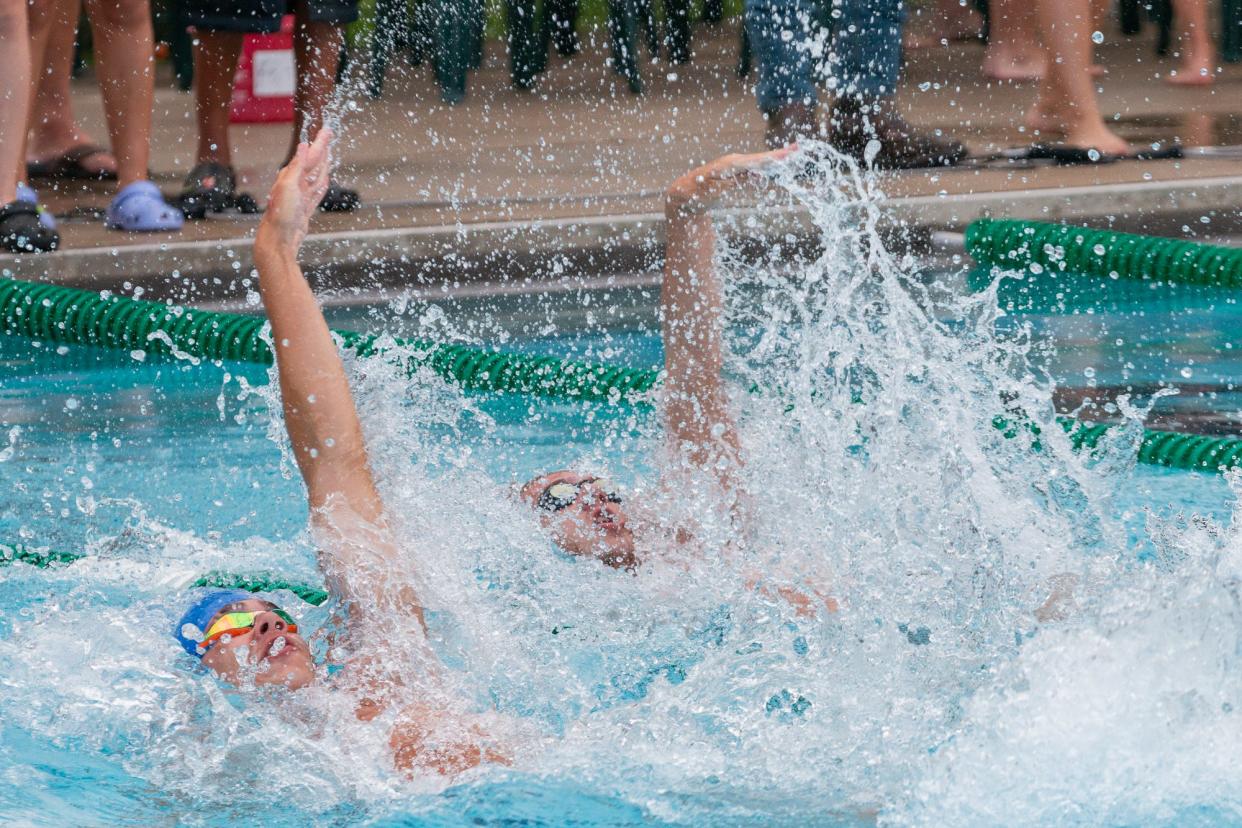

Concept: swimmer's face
[[199, 598, 316, 691], [521, 470, 637, 570]]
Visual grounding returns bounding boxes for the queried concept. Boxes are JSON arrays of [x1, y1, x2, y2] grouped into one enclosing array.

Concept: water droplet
[[1091, 30, 1104, 43]]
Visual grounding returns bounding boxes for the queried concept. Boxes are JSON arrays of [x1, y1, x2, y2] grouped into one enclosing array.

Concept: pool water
[[5, 160, 1242, 825]]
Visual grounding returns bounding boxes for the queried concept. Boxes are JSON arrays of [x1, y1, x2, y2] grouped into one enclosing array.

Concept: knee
[[0, 0, 26, 34], [87, 0, 150, 32]]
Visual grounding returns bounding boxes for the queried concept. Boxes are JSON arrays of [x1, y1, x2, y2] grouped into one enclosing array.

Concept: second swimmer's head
[[520, 471, 637, 571]]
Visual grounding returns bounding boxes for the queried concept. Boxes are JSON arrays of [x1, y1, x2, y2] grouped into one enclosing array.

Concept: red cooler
[[229, 15, 296, 123]]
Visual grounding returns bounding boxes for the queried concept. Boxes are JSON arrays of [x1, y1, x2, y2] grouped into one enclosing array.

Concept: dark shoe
[[26, 143, 118, 181], [177, 161, 237, 220], [829, 96, 967, 169], [764, 103, 816, 150], [0, 201, 60, 253], [319, 181, 360, 213]]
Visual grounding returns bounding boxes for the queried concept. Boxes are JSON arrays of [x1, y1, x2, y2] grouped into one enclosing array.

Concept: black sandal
[[26, 143, 118, 181], [177, 161, 238, 220], [0, 201, 60, 254], [319, 181, 361, 213]]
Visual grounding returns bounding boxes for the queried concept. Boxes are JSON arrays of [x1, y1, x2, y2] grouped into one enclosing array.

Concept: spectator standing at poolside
[[1, 0, 58, 253], [1025, 0, 1128, 155], [24, 0, 184, 233], [25, 0, 119, 182], [745, 0, 967, 168], [178, 0, 361, 218], [1167, 0, 1216, 85]]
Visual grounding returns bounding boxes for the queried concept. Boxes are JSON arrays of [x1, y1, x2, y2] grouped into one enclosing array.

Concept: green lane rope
[[1, 542, 328, 605], [965, 218, 1242, 288], [0, 277, 659, 404], [1, 274, 1240, 477]]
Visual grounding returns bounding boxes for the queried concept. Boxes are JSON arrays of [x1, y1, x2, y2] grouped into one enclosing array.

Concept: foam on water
[[2, 146, 1240, 826]]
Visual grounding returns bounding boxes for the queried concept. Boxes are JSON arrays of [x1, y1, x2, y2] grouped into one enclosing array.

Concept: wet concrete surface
[[5, 23, 1242, 286]]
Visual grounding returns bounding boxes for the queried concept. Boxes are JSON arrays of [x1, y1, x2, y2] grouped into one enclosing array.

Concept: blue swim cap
[[174, 589, 255, 658]]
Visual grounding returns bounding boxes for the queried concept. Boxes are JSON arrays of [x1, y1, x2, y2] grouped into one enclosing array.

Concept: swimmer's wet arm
[[255, 131, 425, 628], [254, 130, 384, 525], [661, 148, 796, 475]]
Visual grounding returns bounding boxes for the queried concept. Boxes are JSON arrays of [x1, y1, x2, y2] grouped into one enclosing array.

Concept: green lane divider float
[[0, 274, 1240, 476], [0, 277, 658, 404], [965, 218, 1242, 288], [0, 542, 328, 605]]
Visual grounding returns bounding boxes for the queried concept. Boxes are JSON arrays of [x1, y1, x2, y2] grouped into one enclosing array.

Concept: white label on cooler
[[252, 49, 296, 97]]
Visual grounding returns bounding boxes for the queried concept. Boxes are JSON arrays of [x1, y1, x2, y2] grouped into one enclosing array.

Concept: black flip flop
[[957, 141, 1183, 170], [26, 143, 118, 181], [1025, 142, 1185, 164], [0, 201, 60, 253]]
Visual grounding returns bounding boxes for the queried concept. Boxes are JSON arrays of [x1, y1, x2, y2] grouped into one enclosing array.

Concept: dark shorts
[[184, 0, 359, 33]]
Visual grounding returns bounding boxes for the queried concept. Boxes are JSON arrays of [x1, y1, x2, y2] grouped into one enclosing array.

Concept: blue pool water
[[5, 167, 1242, 824]]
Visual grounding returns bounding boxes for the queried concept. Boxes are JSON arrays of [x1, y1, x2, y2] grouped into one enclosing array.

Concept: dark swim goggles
[[200, 607, 298, 651], [537, 477, 623, 512]]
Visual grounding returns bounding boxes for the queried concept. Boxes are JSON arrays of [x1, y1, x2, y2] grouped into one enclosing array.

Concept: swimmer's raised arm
[[661, 147, 795, 483], [254, 130, 422, 626]]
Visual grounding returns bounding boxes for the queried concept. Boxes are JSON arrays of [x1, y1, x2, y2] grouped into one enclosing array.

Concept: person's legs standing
[[1030, 0, 1127, 153], [84, 0, 183, 230], [1, 0, 31, 204], [290, 0, 358, 210], [178, 0, 279, 215], [82, 0, 153, 190], [983, 0, 1044, 80], [288, 10, 342, 160], [0, 0, 57, 251], [192, 31, 244, 168], [1168, 0, 1215, 85], [26, 0, 116, 178], [828, 0, 966, 168], [744, 0, 821, 148]]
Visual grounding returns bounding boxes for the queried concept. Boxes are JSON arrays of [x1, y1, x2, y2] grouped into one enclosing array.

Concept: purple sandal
[[106, 181, 184, 232], [15, 183, 57, 232]]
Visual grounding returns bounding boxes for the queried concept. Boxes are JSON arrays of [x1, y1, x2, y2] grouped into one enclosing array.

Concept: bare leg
[[192, 30, 244, 167], [26, 0, 115, 175], [0, 0, 32, 203], [1168, 0, 1215, 85], [905, 0, 982, 48], [82, 0, 155, 189], [287, 14, 344, 163], [1030, 0, 1127, 153], [22, 0, 58, 174], [984, 0, 1045, 80]]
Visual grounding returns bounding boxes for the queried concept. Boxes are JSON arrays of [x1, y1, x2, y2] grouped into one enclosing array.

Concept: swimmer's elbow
[[389, 712, 511, 777]]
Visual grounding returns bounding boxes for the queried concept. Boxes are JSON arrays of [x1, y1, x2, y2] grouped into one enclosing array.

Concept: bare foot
[[984, 51, 1046, 81], [1063, 122, 1131, 157], [1167, 58, 1216, 86], [27, 131, 117, 177], [1024, 102, 1065, 135]]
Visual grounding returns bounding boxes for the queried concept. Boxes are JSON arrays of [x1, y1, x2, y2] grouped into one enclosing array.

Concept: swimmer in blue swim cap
[[175, 588, 316, 690], [176, 132, 516, 776]]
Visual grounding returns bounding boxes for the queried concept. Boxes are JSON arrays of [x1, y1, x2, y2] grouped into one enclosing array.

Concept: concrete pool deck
[[5, 24, 1242, 296]]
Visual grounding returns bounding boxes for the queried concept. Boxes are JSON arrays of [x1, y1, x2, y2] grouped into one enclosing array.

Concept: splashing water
[[2, 146, 1241, 826]]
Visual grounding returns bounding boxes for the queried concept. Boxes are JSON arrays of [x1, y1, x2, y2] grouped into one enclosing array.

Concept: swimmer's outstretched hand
[[664, 144, 798, 218], [258, 128, 334, 255]]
